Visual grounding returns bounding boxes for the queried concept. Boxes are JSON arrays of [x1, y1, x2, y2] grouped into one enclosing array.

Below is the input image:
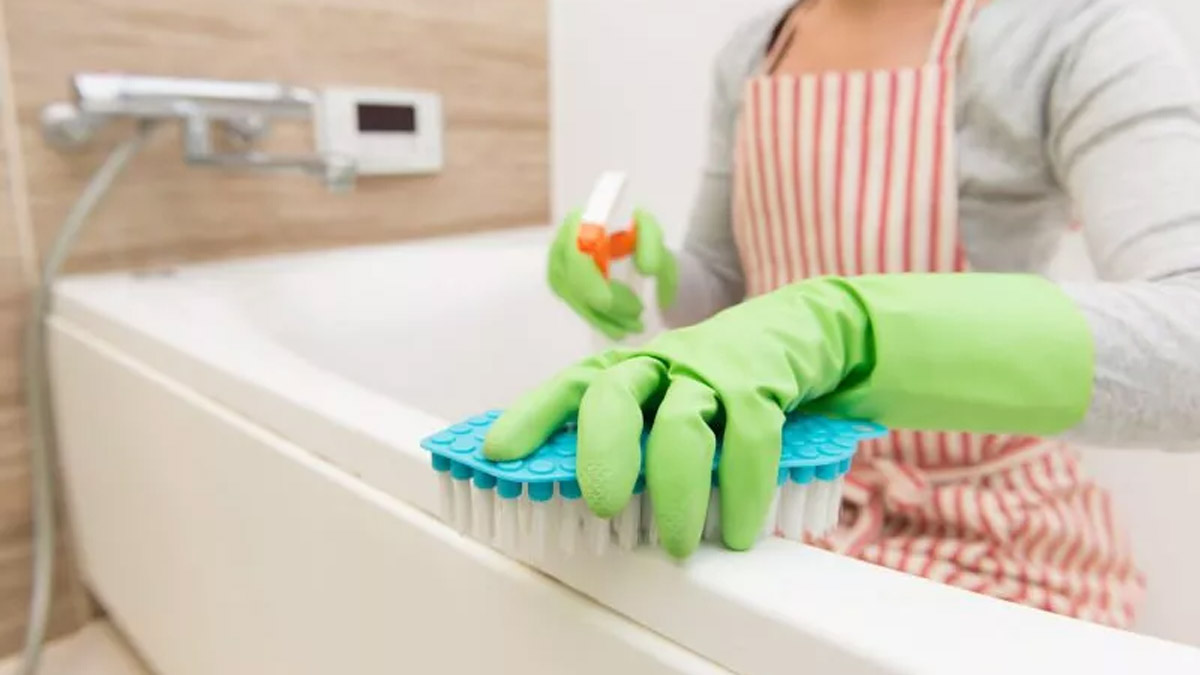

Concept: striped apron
[[731, 0, 1145, 627]]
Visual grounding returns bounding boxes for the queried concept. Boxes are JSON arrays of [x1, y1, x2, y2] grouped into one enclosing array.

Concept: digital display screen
[[356, 103, 417, 133]]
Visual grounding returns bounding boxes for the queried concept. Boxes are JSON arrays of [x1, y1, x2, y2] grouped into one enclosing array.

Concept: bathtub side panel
[[47, 318, 730, 675]]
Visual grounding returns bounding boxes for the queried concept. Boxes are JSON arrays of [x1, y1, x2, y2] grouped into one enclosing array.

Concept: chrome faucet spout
[[41, 72, 356, 192]]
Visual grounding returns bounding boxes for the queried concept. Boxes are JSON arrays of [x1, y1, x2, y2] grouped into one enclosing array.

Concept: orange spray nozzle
[[577, 221, 637, 278]]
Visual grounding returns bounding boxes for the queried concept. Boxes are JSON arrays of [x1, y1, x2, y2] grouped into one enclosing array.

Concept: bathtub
[[47, 226, 1200, 674]]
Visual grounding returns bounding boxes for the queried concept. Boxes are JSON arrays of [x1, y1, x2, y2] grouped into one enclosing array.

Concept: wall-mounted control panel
[[315, 86, 443, 175]]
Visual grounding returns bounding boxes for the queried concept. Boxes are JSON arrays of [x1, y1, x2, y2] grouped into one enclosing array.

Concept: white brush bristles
[[437, 477, 845, 556]]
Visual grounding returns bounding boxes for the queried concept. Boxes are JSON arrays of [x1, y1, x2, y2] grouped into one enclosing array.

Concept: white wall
[[551, 0, 789, 243], [552, 0, 1200, 647]]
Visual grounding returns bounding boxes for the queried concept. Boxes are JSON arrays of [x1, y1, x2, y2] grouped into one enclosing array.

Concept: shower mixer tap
[[40, 73, 357, 191]]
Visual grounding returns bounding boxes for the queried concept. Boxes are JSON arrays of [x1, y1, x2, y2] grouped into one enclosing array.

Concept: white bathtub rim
[[51, 318, 738, 675], [46, 301, 891, 675], [49, 250, 1200, 675]]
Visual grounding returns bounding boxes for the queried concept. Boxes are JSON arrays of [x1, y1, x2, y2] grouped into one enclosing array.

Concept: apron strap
[[928, 0, 978, 65]]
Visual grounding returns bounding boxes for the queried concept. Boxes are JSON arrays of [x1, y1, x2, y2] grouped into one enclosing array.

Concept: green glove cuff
[[809, 274, 1094, 436]]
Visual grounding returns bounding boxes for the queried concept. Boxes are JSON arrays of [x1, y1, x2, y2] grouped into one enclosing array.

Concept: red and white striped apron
[[732, 0, 1145, 627]]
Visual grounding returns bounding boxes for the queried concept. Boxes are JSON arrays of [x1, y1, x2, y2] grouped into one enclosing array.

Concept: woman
[[487, 0, 1200, 628]]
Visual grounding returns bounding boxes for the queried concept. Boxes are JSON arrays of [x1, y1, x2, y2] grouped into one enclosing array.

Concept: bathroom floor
[[0, 622, 149, 675]]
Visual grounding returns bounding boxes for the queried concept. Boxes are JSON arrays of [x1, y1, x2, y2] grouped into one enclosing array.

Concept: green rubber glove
[[547, 208, 678, 340], [486, 273, 1093, 558]]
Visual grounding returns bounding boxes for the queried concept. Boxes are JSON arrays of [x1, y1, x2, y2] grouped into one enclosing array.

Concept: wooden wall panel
[[9, 0, 549, 273], [0, 0, 549, 655]]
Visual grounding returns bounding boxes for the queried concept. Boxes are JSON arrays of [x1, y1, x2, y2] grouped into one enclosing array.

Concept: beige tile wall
[[0, 0, 548, 655]]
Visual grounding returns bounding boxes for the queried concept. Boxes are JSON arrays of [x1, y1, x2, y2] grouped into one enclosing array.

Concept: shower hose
[[18, 121, 159, 675]]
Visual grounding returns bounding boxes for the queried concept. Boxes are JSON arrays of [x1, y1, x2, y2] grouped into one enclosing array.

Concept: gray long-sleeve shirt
[[667, 0, 1200, 450]]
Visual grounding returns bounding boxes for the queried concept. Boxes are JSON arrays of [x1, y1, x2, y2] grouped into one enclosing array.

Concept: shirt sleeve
[[662, 21, 768, 328], [1046, 3, 1200, 450]]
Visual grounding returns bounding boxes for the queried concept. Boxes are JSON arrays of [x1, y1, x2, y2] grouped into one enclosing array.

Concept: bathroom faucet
[[41, 73, 357, 191]]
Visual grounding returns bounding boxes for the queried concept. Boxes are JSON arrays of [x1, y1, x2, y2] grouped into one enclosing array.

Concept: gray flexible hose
[[18, 121, 158, 675]]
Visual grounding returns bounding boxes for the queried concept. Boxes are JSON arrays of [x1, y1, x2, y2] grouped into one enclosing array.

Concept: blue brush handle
[[421, 411, 885, 491]]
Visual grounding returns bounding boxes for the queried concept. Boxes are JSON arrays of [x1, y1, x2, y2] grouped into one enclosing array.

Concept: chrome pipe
[[70, 73, 316, 121], [41, 72, 355, 191]]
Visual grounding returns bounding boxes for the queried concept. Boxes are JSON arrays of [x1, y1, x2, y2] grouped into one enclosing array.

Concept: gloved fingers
[[645, 374, 720, 558], [555, 213, 615, 311], [631, 208, 678, 310], [577, 356, 667, 517], [552, 238, 643, 339], [655, 250, 678, 311], [607, 280, 646, 326], [717, 397, 786, 551], [552, 208, 583, 248], [484, 352, 619, 462], [631, 208, 666, 275], [549, 224, 640, 337], [561, 291, 640, 340], [547, 209, 582, 298]]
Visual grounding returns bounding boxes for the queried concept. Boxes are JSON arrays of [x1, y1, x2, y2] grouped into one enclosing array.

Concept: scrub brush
[[421, 412, 886, 558]]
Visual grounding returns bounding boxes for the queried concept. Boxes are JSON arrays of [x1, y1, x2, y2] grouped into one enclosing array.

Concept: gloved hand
[[486, 274, 1093, 558], [547, 208, 678, 340]]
